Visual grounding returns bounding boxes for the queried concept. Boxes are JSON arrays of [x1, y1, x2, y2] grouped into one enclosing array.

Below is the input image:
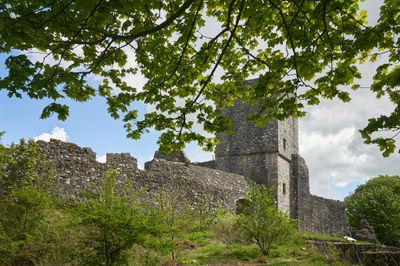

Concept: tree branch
[[174, 0, 245, 142]]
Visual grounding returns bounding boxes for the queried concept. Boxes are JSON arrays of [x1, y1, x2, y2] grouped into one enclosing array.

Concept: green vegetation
[[0, 138, 360, 264], [1, 1, 400, 155], [0, 137, 76, 264], [235, 184, 297, 256], [345, 175, 400, 247], [76, 169, 151, 265]]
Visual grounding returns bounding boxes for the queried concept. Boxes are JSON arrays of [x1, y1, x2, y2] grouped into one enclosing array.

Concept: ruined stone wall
[[215, 103, 279, 155], [215, 152, 278, 187], [290, 154, 310, 223], [290, 154, 350, 237], [214, 79, 298, 206], [36, 139, 250, 211], [212, 78, 350, 237], [301, 195, 350, 237], [192, 160, 216, 169], [215, 79, 280, 182], [2, 138, 351, 237]]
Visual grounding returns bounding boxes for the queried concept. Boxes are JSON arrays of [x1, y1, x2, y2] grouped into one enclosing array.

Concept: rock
[[351, 219, 378, 244], [153, 150, 190, 163]]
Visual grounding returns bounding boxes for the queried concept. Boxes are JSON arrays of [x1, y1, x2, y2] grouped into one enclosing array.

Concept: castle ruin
[[210, 79, 350, 236], [2, 80, 351, 237]]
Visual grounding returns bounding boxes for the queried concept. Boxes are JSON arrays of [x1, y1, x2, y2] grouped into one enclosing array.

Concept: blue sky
[[0, 91, 159, 166], [0, 51, 204, 169]]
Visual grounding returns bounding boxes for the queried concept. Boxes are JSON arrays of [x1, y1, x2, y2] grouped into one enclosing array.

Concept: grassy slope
[[167, 231, 354, 265]]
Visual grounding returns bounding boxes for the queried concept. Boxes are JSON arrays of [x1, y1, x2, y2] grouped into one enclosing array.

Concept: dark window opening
[[283, 183, 287, 195], [283, 138, 287, 151]]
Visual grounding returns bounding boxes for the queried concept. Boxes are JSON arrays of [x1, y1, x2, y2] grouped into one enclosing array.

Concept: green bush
[[0, 186, 50, 265], [234, 184, 297, 256], [0, 135, 56, 197], [76, 169, 151, 265], [0, 138, 40, 188]]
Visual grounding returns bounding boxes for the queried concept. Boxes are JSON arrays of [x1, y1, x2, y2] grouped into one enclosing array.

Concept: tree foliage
[[0, 0, 400, 153], [344, 175, 400, 247], [234, 184, 296, 256]]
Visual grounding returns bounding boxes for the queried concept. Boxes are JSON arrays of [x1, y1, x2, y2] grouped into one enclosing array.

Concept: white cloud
[[299, 89, 400, 199], [34, 126, 69, 142], [96, 154, 107, 163], [300, 127, 369, 195]]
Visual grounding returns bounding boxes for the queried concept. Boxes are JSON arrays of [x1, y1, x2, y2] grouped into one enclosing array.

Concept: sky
[[0, 1, 399, 201]]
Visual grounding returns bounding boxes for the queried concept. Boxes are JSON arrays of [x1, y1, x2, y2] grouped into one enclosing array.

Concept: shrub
[[234, 184, 297, 256], [0, 135, 72, 265], [0, 186, 50, 264], [0, 136, 56, 197], [76, 169, 151, 265]]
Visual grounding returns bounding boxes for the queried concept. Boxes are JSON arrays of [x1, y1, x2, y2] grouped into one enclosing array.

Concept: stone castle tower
[[213, 79, 350, 237], [215, 79, 298, 214]]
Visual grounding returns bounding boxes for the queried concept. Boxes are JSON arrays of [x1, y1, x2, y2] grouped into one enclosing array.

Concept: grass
[[167, 231, 354, 265], [180, 242, 259, 265], [303, 232, 349, 242], [303, 232, 371, 244]]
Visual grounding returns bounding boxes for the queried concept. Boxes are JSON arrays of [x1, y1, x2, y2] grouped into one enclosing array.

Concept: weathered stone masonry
[[5, 79, 351, 238], [210, 78, 350, 237], [35, 139, 251, 212]]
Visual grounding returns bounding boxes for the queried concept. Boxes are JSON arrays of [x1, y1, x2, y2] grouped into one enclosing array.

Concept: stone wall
[[215, 80, 280, 185], [290, 154, 350, 237], [277, 155, 290, 214], [36, 139, 250, 211], [1, 138, 351, 237], [214, 79, 299, 213], [301, 195, 350, 237], [278, 118, 299, 158], [290, 154, 310, 226], [215, 102, 279, 156], [215, 152, 276, 187], [193, 160, 216, 169], [211, 78, 350, 237]]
